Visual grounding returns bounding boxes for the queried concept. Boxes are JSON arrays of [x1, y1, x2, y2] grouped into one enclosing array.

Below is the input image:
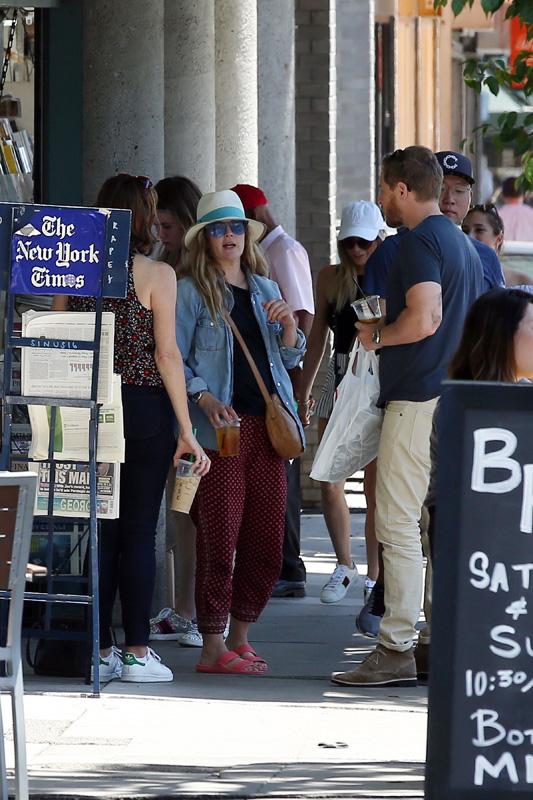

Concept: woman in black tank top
[[52, 174, 209, 684], [297, 201, 385, 606]]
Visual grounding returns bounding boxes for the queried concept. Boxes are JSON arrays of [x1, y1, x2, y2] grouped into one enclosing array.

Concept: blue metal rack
[[1, 287, 104, 696]]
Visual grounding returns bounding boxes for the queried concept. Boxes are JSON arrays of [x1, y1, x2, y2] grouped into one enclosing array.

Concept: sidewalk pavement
[[4, 512, 427, 799]]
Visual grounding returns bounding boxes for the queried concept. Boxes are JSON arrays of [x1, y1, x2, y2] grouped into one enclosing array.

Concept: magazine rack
[[1, 286, 104, 695], [0, 201, 130, 697]]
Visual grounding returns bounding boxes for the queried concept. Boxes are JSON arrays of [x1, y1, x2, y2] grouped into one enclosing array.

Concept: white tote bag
[[310, 341, 383, 483]]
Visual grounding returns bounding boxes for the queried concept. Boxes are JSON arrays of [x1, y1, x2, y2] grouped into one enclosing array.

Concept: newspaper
[[21, 310, 115, 404], [32, 460, 121, 519], [19, 311, 124, 462], [27, 373, 125, 462]]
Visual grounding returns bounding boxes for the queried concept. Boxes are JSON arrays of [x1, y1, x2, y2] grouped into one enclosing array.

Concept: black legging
[[98, 386, 175, 649]]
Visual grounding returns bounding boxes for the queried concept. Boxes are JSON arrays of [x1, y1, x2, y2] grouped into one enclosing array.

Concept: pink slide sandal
[[232, 644, 268, 670], [195, 650, 267, 675]]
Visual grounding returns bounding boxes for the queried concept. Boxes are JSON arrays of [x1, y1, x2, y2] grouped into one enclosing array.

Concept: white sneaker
[[178, 619, 230, 648], [149, 607, 195, 641], [178, 620, 202, 648], [95, 646, 123, 681], [364, 578, 376, 603], [320, 562, 359, 603], [121, 647, 173, 682]]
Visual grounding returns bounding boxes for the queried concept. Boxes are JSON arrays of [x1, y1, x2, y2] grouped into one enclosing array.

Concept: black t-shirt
[[379, 215, 484, 406], [230, 284, 275, 415], [327, 297, 359, 355]]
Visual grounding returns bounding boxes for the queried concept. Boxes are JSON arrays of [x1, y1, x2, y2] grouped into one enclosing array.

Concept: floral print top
[[69, 254, 162, 387]]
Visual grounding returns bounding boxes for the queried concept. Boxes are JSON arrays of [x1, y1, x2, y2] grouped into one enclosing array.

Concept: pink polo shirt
[[499, 203, 533, 242], [261, 225, 315, 315]]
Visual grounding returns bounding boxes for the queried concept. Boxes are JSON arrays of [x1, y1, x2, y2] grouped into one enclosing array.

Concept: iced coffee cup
[[170, 459, 200, 513], [216, 419, 241, 457], [351, 295, 382, 324]]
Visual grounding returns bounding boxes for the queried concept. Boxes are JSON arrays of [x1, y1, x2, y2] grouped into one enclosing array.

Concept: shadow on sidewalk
[[25, 759, 425, 798]]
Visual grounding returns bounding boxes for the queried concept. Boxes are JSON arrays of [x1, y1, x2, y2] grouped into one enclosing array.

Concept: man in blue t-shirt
[[363, 227, 407, 297], [331, 146, 484, 689]]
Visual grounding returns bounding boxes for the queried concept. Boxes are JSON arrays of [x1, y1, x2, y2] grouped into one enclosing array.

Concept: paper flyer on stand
[[32, 460, 121, 519], [21, 310, 115, 404], [27, 373, 125, 462]]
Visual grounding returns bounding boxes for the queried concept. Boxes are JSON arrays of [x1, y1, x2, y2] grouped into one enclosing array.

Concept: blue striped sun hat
[[184, 189, 266, 249]]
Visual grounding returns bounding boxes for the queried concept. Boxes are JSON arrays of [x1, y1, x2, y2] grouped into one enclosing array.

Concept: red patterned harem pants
[[191, 414, 287, 635]]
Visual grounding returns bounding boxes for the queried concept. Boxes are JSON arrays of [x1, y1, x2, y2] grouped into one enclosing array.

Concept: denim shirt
[[176, 272, 307, 451]]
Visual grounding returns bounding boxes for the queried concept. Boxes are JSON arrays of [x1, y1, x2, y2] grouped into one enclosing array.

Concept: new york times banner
[[10, 205, 107, 296], [0, 202, 131, 298]]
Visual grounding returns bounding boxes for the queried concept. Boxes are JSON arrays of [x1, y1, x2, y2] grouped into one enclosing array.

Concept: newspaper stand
[[0, 202, 131, 697]]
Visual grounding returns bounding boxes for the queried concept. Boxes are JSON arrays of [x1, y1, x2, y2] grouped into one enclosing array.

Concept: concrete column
[[258, 0, 296, 235], [215, 0, 258, 188], [164, 1, 216, 191], [336, 0, 375, 208], [82, 0, 165, 203], [295, 0, 337, 507]]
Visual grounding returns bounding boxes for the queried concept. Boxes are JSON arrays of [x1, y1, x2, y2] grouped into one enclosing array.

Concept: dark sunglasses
[[118, 173, 153, 190], [342, 236, 375, 251], [205, 220, 248, 238]]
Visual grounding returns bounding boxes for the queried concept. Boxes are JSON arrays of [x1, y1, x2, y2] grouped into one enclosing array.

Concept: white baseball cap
[[338, 201, 385, 242]]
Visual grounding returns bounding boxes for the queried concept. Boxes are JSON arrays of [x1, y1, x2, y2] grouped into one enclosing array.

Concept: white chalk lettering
[[470, 709, 533, 747], [520, 464, 533, 535], [513, 564, 533, 589], [472, 428, 521, 494], [490, 626, 522, 659], [506, 597, 528, 621], [490, 625, 533, 659], [468, 553, 533, 592], [474, 753, 519, 786], [470, 552, 490, 589]]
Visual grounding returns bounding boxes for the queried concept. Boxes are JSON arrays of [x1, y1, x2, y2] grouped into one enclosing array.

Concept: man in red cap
[[232, 184, 314, 598]]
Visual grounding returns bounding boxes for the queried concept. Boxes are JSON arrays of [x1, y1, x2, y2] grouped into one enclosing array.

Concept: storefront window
[[0, 6, 35, 202]]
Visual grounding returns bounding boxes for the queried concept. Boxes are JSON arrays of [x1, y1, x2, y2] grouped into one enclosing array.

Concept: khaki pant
[[375, 398, 437, 652]]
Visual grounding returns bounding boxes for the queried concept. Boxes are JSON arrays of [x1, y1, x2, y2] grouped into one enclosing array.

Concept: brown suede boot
[[331, 643, 417, 687]]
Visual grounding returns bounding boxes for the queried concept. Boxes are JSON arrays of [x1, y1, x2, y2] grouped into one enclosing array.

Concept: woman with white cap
[[176, 189, 306, 675], [298, 200, 385, 605]]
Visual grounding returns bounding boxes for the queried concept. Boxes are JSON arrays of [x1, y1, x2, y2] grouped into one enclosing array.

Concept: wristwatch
[[372, 328, 381, 345], [188, 390, 205, 405]]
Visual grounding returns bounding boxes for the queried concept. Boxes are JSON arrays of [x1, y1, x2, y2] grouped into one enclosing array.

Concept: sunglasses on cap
[[205, 220, 248, 238], [470, 202, 498, 216], [342, 236, 375, 251], [118, 173, 153, 189]]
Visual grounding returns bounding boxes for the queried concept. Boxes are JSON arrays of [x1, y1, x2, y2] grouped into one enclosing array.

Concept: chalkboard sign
[[426, 381, 533, 799]]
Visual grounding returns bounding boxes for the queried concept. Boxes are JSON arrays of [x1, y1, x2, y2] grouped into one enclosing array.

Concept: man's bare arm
[[356, 281, 442, 351]]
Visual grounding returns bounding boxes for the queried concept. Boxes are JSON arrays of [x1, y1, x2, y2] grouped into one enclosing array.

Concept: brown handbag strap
[[223, 309, 273, 407]]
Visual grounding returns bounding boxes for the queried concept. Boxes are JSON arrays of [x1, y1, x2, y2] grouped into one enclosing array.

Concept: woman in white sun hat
[[176, 189, 306, 675], [298, 200, 386, 606]]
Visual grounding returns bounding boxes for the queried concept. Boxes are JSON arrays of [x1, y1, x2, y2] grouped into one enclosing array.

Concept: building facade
[[1, 0, 499, 515]]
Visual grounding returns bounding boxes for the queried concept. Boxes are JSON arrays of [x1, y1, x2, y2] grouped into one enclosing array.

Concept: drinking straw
[[188, 427, 197, 463]]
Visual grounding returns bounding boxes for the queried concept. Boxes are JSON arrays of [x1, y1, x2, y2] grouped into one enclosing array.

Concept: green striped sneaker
[[93, 646, 123, 681], [121, 647, 173, 683]]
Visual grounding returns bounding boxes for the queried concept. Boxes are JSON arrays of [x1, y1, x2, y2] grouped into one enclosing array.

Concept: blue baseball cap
[[435, 151, 475, 185]]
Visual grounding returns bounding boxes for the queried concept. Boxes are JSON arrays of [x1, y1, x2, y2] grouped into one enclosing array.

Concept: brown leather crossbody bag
[[223, 311, 305, 460]]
